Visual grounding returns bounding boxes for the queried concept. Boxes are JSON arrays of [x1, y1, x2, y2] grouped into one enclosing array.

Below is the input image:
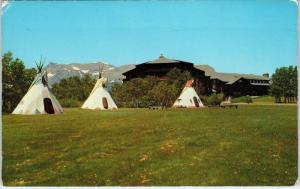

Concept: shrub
[[208, 93, 224, 105], [111, 77, 158, 108], [52, 74, 95, 102], [59, 98, 82, 108], [111, 68, 192, 108], [199, 95, 208, 106], [201, 93, 224, 106], [151, 81, 178, 109]]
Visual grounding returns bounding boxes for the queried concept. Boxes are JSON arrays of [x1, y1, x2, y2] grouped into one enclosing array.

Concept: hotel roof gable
[[194, 66, 270, 85], [141, 54, 193, 65]]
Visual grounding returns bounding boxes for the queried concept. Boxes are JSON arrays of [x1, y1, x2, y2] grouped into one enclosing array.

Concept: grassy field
[[2, 105, 298, 186], [252, 96, 276, 105]]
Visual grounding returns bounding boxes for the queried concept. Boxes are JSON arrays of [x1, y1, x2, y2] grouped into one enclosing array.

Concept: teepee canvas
[[12, 69, 63, 115], [81, 77, 118, 110], [173, 80, 204, 108]]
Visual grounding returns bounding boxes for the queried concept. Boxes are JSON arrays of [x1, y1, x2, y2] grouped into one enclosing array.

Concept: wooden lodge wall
[[123, 59, 269, 97]]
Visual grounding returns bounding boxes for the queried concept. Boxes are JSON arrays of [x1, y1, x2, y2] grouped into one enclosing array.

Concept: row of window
[[249, 79, 269, 84]]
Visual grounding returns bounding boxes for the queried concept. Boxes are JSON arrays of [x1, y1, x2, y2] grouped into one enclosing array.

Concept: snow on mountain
[[44, 62, 135, 86], [72, 66, 80, 71], [47, 73, 55, 78]]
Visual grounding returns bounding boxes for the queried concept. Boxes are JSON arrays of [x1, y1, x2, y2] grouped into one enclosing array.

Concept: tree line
[[270, 66, 297, 103], [111, 68, 192, 108], [51, 74, 95, 107], [2, 52, 37, 113], [1, 52, 298, 112]]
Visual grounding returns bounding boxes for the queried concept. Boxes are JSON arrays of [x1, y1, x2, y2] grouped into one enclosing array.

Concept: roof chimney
[[159, 54, 165, 59], [263, 73, 269, 78]]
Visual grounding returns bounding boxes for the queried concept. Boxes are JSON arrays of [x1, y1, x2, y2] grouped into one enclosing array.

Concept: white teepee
[[173, 80, 204, 108], [81, 77, 118, 110], [12, 70, 63, 115]]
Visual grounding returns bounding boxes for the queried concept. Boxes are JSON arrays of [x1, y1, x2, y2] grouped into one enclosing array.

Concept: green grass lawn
[[2, 106, 298, 186], [252, 96, 276, 105]]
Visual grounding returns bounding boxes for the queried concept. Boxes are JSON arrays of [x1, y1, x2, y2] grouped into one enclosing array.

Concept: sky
[[2, 0, 298, 75]]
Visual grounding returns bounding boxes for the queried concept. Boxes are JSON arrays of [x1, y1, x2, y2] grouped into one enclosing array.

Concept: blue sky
[[2, 0, 298, 75]]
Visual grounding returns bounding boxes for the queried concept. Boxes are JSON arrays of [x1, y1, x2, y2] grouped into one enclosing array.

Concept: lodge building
[[123, 55, 270, 97]]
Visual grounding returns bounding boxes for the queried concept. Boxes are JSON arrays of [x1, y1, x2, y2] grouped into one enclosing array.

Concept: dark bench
[[220, 104, 238, 109]]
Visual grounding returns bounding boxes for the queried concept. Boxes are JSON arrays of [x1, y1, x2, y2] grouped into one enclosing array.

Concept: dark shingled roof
[[194, 65, 216, 76], [194, 65, 269, 85], [125, 55, 270, 86], [145, 54, 182, 64]]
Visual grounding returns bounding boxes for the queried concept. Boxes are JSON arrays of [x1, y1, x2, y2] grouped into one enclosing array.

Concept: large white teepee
[[173, 80, 204, 108], [12, 71, 63, 115], [81, 78, 118, 110]]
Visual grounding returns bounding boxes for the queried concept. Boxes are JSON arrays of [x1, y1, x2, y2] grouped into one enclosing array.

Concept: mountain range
[[44, 62, 135, 86], [44, 62, 267, 89], [44, 62, 225, 88]]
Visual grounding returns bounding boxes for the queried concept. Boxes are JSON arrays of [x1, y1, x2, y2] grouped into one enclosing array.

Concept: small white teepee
[[173, 80, 204, 108], [12, 70, 63, 115], [81, 77, 118, 110]]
